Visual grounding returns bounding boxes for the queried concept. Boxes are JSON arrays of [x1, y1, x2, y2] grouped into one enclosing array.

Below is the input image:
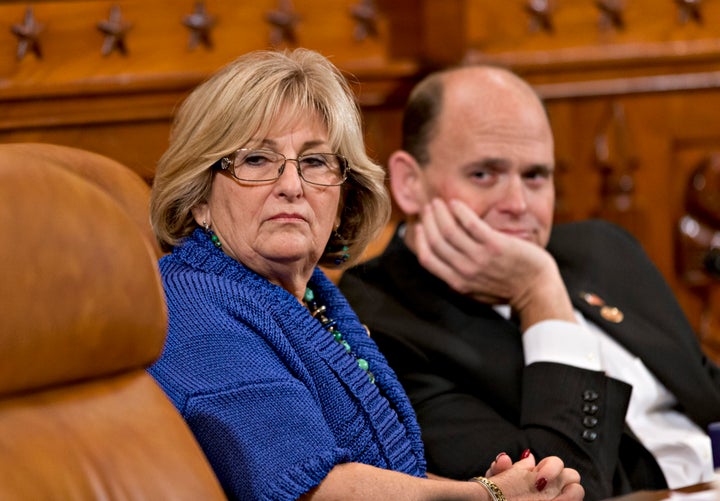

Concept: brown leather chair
[[0, 143, 162, 257], [0, 144, 226, 500]]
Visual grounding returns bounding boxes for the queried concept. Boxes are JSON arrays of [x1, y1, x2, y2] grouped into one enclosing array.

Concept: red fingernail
[[496, 452, 507, 461], [536, 477, 547, 491], [520, 449, 531, 459]]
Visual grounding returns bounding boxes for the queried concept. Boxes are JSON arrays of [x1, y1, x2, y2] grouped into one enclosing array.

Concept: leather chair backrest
[[0, 143, 161, 257], [0, 144, 226, 500]]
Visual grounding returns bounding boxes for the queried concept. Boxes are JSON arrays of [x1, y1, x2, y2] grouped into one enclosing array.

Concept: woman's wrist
[[469, 476, 507, 501]]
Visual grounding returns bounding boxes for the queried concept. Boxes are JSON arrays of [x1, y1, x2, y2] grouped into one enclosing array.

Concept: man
[[339, 65, 720, 500]]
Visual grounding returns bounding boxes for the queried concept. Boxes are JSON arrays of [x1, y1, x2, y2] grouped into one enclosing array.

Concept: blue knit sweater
[[149, 230, 427, 500]]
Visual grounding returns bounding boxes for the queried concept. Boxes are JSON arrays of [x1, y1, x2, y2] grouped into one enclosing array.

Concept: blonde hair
[[150, 48, 390, 268]]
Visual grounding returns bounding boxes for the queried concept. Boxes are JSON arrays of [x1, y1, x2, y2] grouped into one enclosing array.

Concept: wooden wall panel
[[1, 0, 396, 86], [465, 0, 720, 56], [4, 0, 720, 360], [548, 90, 720, 364], [0, 0, 419, 181]]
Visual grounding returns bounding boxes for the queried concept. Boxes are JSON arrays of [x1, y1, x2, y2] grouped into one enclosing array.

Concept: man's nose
[[498, 176, 528, 213]]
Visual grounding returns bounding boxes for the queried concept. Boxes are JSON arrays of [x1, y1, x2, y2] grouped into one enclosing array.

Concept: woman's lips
[[268, 212, 307, 222]]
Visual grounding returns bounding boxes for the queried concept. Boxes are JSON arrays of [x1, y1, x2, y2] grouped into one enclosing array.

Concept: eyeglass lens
[[230, 149, 346, 186]]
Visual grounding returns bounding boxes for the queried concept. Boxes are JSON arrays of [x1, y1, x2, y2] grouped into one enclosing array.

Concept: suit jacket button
[[583, 403, 599, 415], [583, 416, 599, 427], [582, 430, 598, 441], [582, 390, 599, 401]]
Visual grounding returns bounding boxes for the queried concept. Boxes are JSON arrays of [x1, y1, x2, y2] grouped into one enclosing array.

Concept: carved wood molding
[[595, 0, 625, 31], [265, 0, 301, 47], [464, 38, 720, 75], [525, 0, 554, 34], [0, 57, 419, 131], [183, 1, 216, 50], [676, 152, 720, 346], [97, 5, 132, 56], [678, 153, 720, 282], [534, 71, 720, 100], [350, 0, 379, 41], [593, 101, 639, 227], [675, 0, 703, 25], [11, 7, 43, 61]]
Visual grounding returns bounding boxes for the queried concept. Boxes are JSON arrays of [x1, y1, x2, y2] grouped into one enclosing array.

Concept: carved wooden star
[[11, 7, 43, 60], [265, 0, 301, 46], [350, 0, 379, 41], [183, 1, 216, 50], [525, 0, 553, 33], [97, 5, 132, 56], [596, 0, 625, 30], [675, 0, 703, 24]]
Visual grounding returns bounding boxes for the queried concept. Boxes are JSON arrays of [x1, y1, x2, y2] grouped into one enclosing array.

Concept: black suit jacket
[[340, 219, 720, 500]]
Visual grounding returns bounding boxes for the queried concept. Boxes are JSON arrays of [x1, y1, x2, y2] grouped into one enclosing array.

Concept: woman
[[149, 48, 584, 501]]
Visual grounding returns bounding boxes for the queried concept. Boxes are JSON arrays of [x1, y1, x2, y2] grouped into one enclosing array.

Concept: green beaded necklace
[[303, 286, 375, 384]]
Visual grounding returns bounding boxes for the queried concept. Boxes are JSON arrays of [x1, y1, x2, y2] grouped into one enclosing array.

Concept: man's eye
[[525, 169, 551, 180]]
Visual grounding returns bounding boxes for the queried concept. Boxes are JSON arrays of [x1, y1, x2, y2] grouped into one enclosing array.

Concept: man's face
[[417, 72, 556, 248]]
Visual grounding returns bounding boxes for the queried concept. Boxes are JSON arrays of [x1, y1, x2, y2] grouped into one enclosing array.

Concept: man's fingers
[[420, 201, 468, 268], [414, 224, 462, 285]]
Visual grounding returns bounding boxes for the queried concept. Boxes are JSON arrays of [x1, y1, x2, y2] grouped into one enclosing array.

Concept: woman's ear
[[191, 203, 210, 227], [388, 150, 426, 216]]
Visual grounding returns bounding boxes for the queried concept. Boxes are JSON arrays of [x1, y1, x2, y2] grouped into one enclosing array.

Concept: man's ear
[[388, 150, 426, 216], [191, 203, 210, 227]]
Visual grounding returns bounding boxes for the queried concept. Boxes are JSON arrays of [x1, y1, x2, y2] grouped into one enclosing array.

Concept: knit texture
[[149, 229, 426, 501]]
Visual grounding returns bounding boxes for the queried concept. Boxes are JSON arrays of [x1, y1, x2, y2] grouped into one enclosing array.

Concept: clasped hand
[[485, 451, 584, 500]]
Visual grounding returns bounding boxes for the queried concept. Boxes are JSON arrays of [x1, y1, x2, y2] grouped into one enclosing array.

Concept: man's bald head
[[401, 65, 550, 167]]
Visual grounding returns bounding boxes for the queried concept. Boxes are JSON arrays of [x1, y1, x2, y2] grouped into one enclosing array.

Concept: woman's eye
[[243, 155, 272, 166], [301, 156, 329, 168]]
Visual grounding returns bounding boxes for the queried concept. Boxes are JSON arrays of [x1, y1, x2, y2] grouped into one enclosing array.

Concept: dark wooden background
[[3, 0, 720, 362]]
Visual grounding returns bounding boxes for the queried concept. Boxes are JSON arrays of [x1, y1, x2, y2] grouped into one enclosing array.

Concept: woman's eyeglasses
[[219, 148, 349, 187]]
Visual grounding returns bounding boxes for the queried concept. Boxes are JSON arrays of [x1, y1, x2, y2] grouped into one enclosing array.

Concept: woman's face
[[193, 113, 343, 290]]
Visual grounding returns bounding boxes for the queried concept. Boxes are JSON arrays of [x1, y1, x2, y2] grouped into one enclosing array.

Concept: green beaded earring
[[326, 230, 349, 265], [203, 221, 222, 249]]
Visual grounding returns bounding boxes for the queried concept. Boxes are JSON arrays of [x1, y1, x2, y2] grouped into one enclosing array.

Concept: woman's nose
[[275, 159, 304, 194]]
